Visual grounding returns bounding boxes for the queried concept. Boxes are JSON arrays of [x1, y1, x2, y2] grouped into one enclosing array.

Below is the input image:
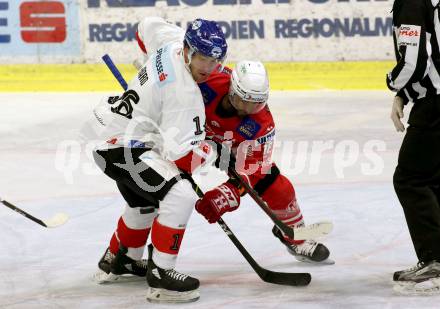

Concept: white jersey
[[82, 19, 206, 179], [137, 17, 185, 60]]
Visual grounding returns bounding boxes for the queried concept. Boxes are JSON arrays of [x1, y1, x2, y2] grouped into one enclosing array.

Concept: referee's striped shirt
[[387, 0, 440, 103]]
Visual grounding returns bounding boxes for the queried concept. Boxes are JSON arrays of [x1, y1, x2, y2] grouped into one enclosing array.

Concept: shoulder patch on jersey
[[198, 82, 218, 106], [257, 128, 275, 145], [236, 117, 261, 140], [153, 45, 176, 87], [398, 24, 421, 48]]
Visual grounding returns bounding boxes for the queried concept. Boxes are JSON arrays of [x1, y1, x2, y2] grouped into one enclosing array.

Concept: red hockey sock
[[109, 217, 151, 254], [261, 174, 305, 245], [151, 218, 185, 255]]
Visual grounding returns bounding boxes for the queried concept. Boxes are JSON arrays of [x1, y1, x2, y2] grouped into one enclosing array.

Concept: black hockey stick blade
[[217, 218, 312, 287], [258, 268, 311, 286]]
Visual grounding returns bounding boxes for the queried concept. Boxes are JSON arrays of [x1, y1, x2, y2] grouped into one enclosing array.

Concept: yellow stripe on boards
[[0, 61, 394, 92], [0, 64, 137, 92], [266, 61, 393, 90]]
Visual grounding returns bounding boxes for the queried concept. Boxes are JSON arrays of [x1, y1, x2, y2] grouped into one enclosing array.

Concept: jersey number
[[108, 89, 140, 119], [193, 116, 203, 135], [170, 233, 180, 251]]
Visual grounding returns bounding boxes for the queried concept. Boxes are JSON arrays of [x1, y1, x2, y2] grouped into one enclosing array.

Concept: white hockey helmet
[[229, 60, 269, 114]]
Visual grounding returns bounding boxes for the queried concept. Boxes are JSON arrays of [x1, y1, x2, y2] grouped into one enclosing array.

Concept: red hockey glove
[[195, 182, 240, 223]]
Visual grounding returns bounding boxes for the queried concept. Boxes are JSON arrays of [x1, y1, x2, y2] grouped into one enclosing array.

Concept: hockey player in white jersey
[[84, 18, 227, 303]]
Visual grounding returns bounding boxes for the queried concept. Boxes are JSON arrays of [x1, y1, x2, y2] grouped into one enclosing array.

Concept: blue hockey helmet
[[184, 19, 227, 63]]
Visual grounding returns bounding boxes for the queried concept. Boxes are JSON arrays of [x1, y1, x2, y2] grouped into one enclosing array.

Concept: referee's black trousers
[[393, 123, 440, 263]]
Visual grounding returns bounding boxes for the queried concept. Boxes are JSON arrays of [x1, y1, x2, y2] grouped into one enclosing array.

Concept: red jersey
[[198, 68, 276, 187]]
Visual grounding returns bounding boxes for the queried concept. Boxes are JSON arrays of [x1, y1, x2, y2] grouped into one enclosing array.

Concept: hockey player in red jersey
[[195, 61, 331, 263]]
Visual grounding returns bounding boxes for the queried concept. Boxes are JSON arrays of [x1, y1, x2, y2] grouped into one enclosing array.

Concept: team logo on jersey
[[155, 48, 167, 82], [159, 72, 168, 82], [198, 82, 217, 105], [153, 46, 175, 87], [210, 120, 220, 127], [236, 117, 261, 140]]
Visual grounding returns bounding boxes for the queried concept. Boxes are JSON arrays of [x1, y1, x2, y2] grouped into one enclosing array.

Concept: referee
[[387, 0, 440, 288]]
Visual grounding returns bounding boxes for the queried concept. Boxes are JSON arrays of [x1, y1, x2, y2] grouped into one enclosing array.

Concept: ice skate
[[272, 226, 333, 264], [146, 244, 200, 303], [393, 260, 440, 295], [393, 261, 426, 281], [93, 246, 148, 284]]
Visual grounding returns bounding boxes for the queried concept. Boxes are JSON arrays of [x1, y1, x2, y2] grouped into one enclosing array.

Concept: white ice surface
[[1, 91, 439, 308]]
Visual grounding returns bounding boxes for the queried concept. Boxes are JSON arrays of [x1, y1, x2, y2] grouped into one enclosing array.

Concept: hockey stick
[[102, 54, 311, 286], [229, 166, 332, 240], [191, 184, 311, 286], [107, 52, 331, 240], [139, 53, 330, 240], [0, 197, 68, 228], [102, 54, 129, 90], [216, 142, 333, 240]]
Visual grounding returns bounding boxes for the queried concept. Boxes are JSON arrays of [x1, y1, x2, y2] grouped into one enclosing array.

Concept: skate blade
[[294, 255, 335, 265], [93, 269, 145, 284], [146, 287, 200, 303], [394, 278, 440, 295]]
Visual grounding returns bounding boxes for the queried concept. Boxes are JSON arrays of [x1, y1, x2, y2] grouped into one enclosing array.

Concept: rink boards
[[0, 0, 393, 64], [0, 0, 395, 91], [0, 60, 393, 92]]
